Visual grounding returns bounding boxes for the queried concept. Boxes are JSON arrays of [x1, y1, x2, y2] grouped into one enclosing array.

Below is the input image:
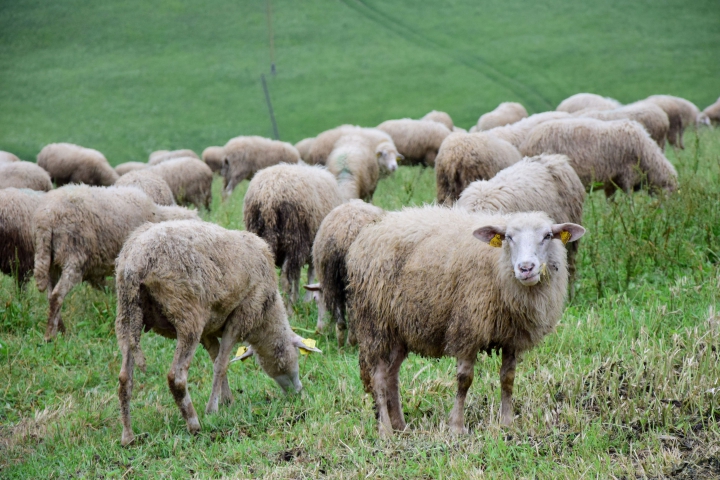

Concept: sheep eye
[[506, 235, 513, 242], [544, 233, 553, 241]]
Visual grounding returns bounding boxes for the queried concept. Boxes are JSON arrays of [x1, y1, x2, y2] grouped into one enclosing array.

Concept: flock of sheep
[[1, 92, 719, 445]]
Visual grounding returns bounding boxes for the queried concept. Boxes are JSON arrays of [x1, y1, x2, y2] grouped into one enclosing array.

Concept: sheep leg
[[44, 266, 82, 341], [448, 357, 475, 434], [385, 345, 408, 432], [205, 327, 241, 415], [334, 305, 346, 347], [371, 360, 394, 438], [167, 332, 201, 434], [118, 343, 136, 446], [304, 264, 315, 302], [346, 308, 357, 347], [499, 348, 517, 426], [200, 336, 232, 409]]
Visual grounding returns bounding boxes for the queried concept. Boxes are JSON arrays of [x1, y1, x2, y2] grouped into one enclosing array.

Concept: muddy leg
[[45, 266, 82, 341], [167, 331, 201, 434], [500, 348, 517, 426], [200, 336, 232, 408], [386, 345, 408, 431], [448, 357, 475, 434], [371, 360, 393, 438], [205, 326, 241, 414], [118, 344, 136, 446]]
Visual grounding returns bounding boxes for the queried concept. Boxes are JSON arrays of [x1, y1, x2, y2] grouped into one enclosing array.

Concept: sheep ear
[[230, 345, 254, 363], [291, 334, 322, 354], [397, 153, 405, 160], [375, 151, 382, 159], [473, 225, 506, 247], [304, 283, 322, 292], [552, 223, 586, 244]]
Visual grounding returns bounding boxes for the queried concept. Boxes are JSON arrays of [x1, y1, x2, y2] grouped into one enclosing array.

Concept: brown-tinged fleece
[[201, 146, 224, 173], [520, 118, 678, 196], [37, 143, 118, 186], [0, 161, 53, 191], [704, 96, 720, 125], [221, 136, 300, 195], [435, 132, 522, 205], [148, 149, 199, 165], [475, 102, 528, 131], [0, 151, 20, 163], [115, 220, 318, 446], [243, 163, 343, 306], [115, 170, 176, 206], [485, 111, 571, 148], [0, 188, 46, 285], [346, 206, 585, 436], [33, 185, 200, 341], [645, 95, 709, 149], [574, 101, 670, 148], [421, 110, 454, 131], [377, 118, 451, 167], [556, 93, 622, 113], [115, 162, 148, 176], [306, 200, 384, 346], [294, 138, 315, 163], [306, 126, 395, 166], [146, 157, 213, 209]]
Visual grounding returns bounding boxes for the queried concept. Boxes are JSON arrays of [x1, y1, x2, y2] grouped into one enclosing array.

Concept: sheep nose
[[518, 262, 535, 273]]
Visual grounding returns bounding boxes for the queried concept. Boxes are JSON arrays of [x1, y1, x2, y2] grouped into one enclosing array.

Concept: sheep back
[[377, 119, 451, 167], [645, 95, 703, 148], [201, 146, 224, 173], [147, 157, 213, 209], [575, 101, 670, 148], [0, 188, 45, 284], [556, 93, 622, 113], [115, 162, 148, 176], [148, 149, 199, 165], [421, 110, 454, 130], [0, 151, 20, 163], [485, 111, 571, 148], [0, 161, 53, 191], [37, 143, 118, 186], [222, 136, 300, 194], [115, 170, 176, 206], [476, 102, 528, 131]]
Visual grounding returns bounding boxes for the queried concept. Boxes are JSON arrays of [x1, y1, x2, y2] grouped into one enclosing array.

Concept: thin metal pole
[[266, 0, 276, 75], [261, 74, 280, 140]]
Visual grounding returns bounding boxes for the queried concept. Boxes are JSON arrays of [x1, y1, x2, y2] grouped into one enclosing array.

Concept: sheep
[[457, 154, 586, 295], [221, 136, 300, 196], [475, 102, 528, 131], [33, 185, 200, 341], [305, 125, 396, 166], [0, 188, 46, 285], [519, 118, 678, 196], [574, 101, 670, 148], [484, 111, 571, 148], [37, 143, 118, 186], [114, 170, 176, 206], [304, 200, 384, 346], [115, 162, 148, 176], [0, 151, 20, 163], [435, 132, 523, 205], [421, 110, 454, 131], [0, 161, 53, 191], [201, 146, 224, 173], [294, 138, 315, 163], [347, 206, 585, 436], [644, 95, 709, 149], [556, 93, 622, 113], [115, 220, 320, 445], [148, 149, 199, 165], [704, 97, 720, 125], [243, 163, 343, 307], [147, 157, 213, 209], [376, 118, 451, 167], [325, 134, 399, 202]]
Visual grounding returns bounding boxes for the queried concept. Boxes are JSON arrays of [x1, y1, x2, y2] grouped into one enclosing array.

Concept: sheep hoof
[[450, 424, 468, 435], [187, 417, 201, 434], [121, 431, 135, 447]]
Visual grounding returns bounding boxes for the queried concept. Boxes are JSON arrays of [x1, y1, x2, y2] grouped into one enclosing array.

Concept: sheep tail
[[33, 223, 52, 292], [115, 269, 147, 372]]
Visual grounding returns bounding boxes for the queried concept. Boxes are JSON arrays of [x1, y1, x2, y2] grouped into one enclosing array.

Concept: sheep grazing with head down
[[115, 220, 320, 446], [421, 110, 454, 131], [347, 206, 585, 437], [377, 119, 451, 167], [0, 151, 20, 163], [520, 118, 678, 196], [485, 111, 571, 148], [644, 95, 709, 149], [244, 163, 343, 307], [33, 185, 200, 341], [704, 97, 720, 125], [37, 143, 118, 186], [474, 102, 528, 131], [574, 101, 670, 149], [201, 146, 224, 173], [148, 149, 199, 165], [0, 161, 53, 191], [294, 138, 315, 163], [304, 200, 384, 346], [305, 126, 396, 166], [556, 93, 622, 113], [435, 132, 522, 205], [147, 157, 213, 209], [115, 170, 176, 206], [0, 188, 46, 286], [115, 162, 148, 176], [221, 136, 300, 196]]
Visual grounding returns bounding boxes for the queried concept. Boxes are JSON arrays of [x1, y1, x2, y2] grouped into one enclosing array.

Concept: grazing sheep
[[0, 151, 20, 163], [148, 149, 199, 165], [0, 188, 45, 285], [377, 119, 451, 167], [305, 200, 384, 346], [115, 170, 176, 206], [520, 118, 678, 196], [556, 93, 622, 113], [306, 126, 396, 166], [421, 110, 454, 131], [435, 132, 522, 205], [201, 146, 224, 173], [33, 185, 200, 341], [574, 101, 670, 148], [0, 162, 53, 191], [475, 102, 528, 131], [453, 126, 468, 133], [147, 157, 213, 209], [704, 97, 720, 125], [645, 95, 709, 149], [221, 136, 300, 196], [326, 134, 399, 202], [116, 220, 319, 446], [294, 138, 315, 163], [115, 162, 148, 176], [37, 143, 118, 186], [347, 206, 585, 436], [485, 111, 571, 148], [243, 163, 343, 306]]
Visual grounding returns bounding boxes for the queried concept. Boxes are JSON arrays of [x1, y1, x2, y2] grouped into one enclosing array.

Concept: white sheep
[[484, 111, 572, 148], [0, 161, 53, 191], [556, 93, 622, 113], [37, 143, 118, 186], [376, 119, 451, 167], [221, 136, 300, 196], [475, 102, 528, 131]]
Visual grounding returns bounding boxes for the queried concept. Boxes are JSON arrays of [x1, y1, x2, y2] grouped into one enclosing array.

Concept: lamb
[[115, 162, 148, 176], [0, 162, 53, 191], [148, 149, 199, 165], [519, 118, 678, 196], [201, 146, 224, 173], [377, 119, 451, 167], [243, 163, 343, 306], [304, 200, 384, 346], [221, 136, 300, 196], [574, 101, 670, 148], [644, 95, 710, 149], [147, 157, 213, 209], [474, 102, 528, 131], [347, 206, 585, 436], [485, 111, 571, 148], [0, 188, 46, 285], [305, 125, 396, 166], [704, 97, 720, 125], [37, 143, 118, 186], [325, 134, 399, 202], [114, 170, 176, 206], [435, 132, 522, 204], [294, 138, 315, 163], [33, 185, 200, 341], [421, 110, 454, 131], [0, 151, 20, 163], [556, 93, 622, 113], [115, 220, 320, 446]]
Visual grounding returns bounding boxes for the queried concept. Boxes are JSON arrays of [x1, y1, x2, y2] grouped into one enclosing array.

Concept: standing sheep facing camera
[[347, 206, 585, 436], [243, 163, 343, 307], [421, 110, 454, 131], [201, 146, 224, 173], [0, 161, 53, 191], [115, 220, 320, 446], [644, 95, 709, 149], [148, 149, 199, 165], [33, 185, 200, 341], [485, 111, 571, 148], [147, 157, 213, 209], [377, 118, 451, 167], [574, 101, 670, 149], [115, 170, 176, 206], [474, 102, 528, 131], [520, 118, 678, 196], [37, 143, 118, 186], [556, 93, 622, 113], [435, 132, 522, 205], [221, 136, 300, 196], [0, 188, 46, 286]]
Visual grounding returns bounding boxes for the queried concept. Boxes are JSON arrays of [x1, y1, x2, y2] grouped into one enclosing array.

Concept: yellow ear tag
[[560, 230, 571, 245], [299, 338, 317, 355], [489, 234, 503, 248], [233, 346, 250, 362]]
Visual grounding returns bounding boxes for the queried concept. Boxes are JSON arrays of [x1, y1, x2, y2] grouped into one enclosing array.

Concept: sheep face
[[697, 112, 711, 126], [254, 342, 303, 394], [376, 142, 400, 173]]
